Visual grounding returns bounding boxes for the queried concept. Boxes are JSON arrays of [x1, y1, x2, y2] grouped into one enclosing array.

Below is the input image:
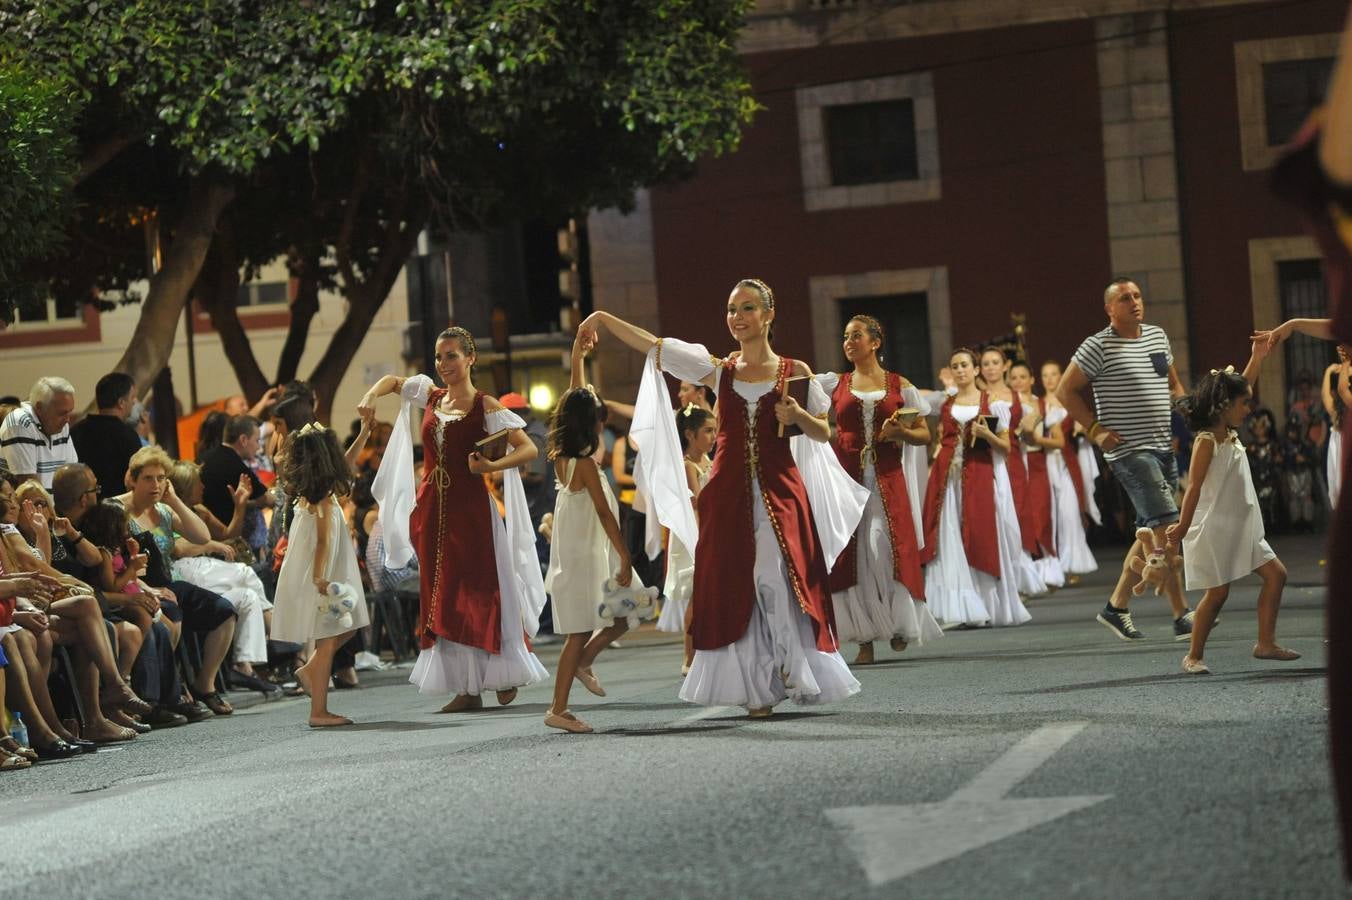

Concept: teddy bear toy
[[597, 577, 659, 627], [319, 581, 359, 629], [1127, 526, 1183, 596]]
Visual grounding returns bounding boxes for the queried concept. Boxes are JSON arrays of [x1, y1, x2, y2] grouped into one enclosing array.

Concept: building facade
[[588, 0, 1348, 422]]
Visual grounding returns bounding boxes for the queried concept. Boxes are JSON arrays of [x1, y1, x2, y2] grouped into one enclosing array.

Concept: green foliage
[[0, 0, 758, 330]]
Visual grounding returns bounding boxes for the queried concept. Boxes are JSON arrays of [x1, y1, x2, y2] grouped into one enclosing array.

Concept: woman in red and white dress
[[1039, 360, 1099, 577], [816, 315, 941, 666], [362, 327, 547, 712], [921, 349, 1031, 628], [1008, 361, 1065, 590], [579, 279, 865, 717], [978, 347, 1048, 597]]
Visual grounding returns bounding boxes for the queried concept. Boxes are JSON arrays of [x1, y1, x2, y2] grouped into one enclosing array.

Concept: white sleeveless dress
[[545, 457, 628, 635], [1180, 430, 1276, 590], [271, 498, 369, 644]]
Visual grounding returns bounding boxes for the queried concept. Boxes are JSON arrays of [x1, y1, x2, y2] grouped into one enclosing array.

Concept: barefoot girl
[[271, 423, 370, 726], [542, 332, 638, 733], [1166, 342, 1300, 673]]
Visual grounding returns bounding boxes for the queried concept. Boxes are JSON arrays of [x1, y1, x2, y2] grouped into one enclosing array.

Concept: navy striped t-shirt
[[1070, 324, 1174, 461]]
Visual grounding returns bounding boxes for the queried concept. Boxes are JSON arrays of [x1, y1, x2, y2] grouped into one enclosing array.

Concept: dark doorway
[[837, 292, 932, 381]]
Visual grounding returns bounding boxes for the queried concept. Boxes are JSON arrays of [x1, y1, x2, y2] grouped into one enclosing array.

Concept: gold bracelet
[[1087, 421, 1102, 439]]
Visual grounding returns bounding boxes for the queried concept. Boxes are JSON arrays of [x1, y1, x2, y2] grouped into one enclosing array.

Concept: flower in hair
[[1208, 365, 1236, 376], [297, 422, 327, 436], [681, 402, 698, 417]]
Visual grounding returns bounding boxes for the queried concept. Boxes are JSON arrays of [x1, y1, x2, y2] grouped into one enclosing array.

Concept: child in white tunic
[[656, 405, 714, 677], [1166, 348, 1300, 674], [542, 333, 639, 733], [271, 423, 370, 727]]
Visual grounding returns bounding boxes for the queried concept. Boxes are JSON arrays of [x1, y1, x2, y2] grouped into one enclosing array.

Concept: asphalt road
[[1, 533, 1345, 899]]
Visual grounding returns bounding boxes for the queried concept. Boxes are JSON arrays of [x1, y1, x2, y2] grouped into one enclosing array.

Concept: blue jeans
[[1108, 448, 1179, 529]]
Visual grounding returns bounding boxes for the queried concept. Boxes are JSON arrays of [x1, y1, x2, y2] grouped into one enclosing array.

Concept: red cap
[[498, 392, 529, 410]]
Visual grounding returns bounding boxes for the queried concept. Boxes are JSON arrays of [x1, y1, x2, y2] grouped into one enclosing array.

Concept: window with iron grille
[[825, 99, 919, 187], [1277, 258, 1335, 406]]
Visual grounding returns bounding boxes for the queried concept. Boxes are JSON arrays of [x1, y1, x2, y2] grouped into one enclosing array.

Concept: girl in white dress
[[1323, 345, 1350, 507], [656, 405, 714, 676], [1166, 343, 1300, 674], [271, 423, 370, 727], [1038, 361, 1098, 577], [543, 332, 636, 734], [922, 349, 1032, 628]]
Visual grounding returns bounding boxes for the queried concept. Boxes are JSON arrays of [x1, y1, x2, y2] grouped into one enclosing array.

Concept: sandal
[[0, 749, 32, 771], [495, 688, 518, 706], [1181, 656, 1211, 675], [544, 710, 593, 734], [439, 694, 483, 714], [0, 737, 38, 762], [890, 637, 909, 652], [191, 689, 234, 716], [575, 667, 606, 697], [100, 680, 153, 718]]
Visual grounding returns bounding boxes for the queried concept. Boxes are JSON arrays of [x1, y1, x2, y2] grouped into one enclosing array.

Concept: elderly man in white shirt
[[0, 376, 80, 488]]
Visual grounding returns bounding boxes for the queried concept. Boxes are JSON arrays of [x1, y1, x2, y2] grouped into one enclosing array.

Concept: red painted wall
[[1172, 0, 1347, 375], [648, 19, 1112, 381]]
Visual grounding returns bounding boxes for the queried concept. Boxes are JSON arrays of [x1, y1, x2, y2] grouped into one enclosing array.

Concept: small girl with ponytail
[[656, 404, 715, 674], [1166, 340, 1299, 674]]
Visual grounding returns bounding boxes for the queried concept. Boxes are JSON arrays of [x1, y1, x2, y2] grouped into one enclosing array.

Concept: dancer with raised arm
[[579, 279, 864, 717], [817, 315, 941, 666], [921, 349, 1031, 628], [362, 327, 547, 713]]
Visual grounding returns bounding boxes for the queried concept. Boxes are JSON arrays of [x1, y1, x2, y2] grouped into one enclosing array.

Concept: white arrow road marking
[[826, 722, 1109, 886]]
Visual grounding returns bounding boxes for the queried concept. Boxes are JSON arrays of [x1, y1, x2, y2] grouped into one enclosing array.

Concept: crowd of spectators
[[0, 373, 414, 772]]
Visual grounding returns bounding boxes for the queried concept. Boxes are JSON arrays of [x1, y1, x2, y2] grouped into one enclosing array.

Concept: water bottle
[[9, 712, 28, 748]]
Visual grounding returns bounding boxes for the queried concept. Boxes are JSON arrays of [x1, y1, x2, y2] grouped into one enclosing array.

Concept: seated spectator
[[0, 478, 145, 742], [168, 460, 278, 695], [112, 447, 238, 716], [0, 377, 79, 487], [70, 373, 144, 500], [50, 464, 208, 727], [200, 416, 273, 556], [1, 571, 84, 759]]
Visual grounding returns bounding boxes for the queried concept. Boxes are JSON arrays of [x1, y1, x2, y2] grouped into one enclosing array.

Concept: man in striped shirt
[[0, 376, 80, 489], [1057, 278, 1194, 641]]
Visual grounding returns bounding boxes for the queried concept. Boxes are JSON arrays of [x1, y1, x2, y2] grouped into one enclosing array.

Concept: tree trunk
[[197, 216, 269, 403], [109, 178, 235, 399], [308, 204, 428, 421], [275, 243, 322, 386]]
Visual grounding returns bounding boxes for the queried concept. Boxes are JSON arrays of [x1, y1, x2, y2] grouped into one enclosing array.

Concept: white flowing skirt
[[678, 478, 860, 710], [656, 534, 693, 634], [1047, 450, 1098, 575], [923, 470, 990, 627], [1329, 427, 1343, 508], [995, 458, 1047, 600], [172, 556, 273, 664], [989, 463, 1034, 625], [409, 495, 548, 696], [832, 466, 942, 646]]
